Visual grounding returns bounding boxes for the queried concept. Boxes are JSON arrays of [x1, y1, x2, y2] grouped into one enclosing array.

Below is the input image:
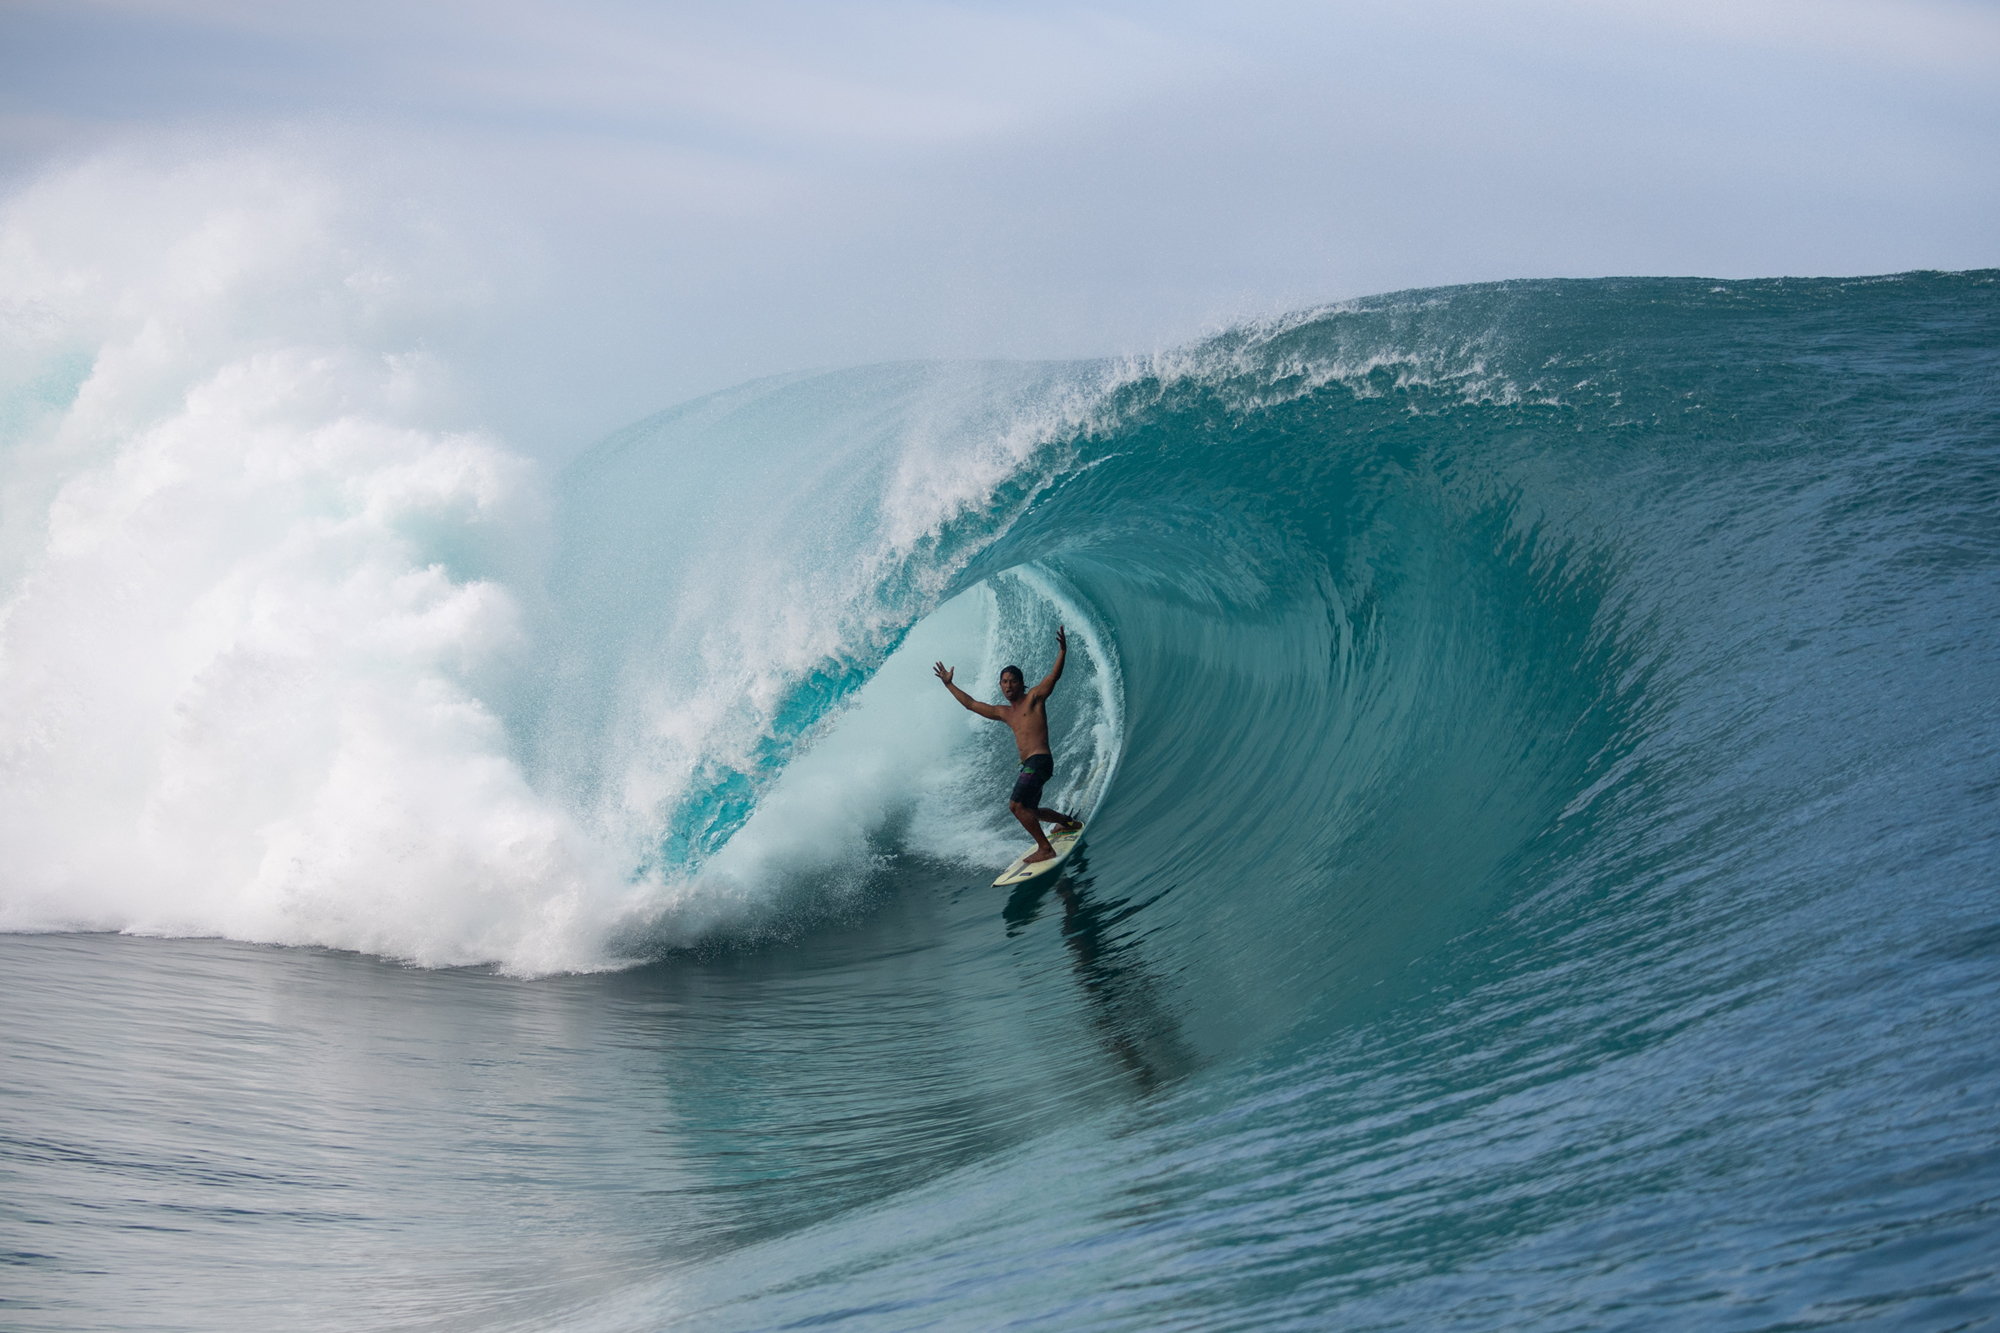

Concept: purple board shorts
[[1010, 753, 1054, 808]]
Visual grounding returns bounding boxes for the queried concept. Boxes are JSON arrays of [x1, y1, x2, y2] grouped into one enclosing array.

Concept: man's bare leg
[[1036, 807, 1082, 833], [1012, 801, 1058, 863]]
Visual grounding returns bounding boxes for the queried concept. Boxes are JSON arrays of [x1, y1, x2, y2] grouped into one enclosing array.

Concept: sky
[[2, 0, 1997, 456]]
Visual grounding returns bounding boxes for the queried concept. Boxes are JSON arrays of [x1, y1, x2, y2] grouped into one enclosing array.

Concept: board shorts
[[1010, 753, 1054, 808]]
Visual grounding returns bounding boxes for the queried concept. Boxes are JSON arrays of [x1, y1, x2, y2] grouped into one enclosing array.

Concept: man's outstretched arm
[[934, 663, 1003, 719], [1029, 626, 1067, 703]]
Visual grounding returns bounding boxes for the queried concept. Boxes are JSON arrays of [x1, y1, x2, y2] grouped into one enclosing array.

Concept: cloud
[[1559, 0, 2000, 75], [4, 0, 1232, 147], [1, 0, 1993, 453]]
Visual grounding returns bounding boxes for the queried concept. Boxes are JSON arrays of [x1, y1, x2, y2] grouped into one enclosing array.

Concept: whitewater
[[2, 162, 1997, 1331]]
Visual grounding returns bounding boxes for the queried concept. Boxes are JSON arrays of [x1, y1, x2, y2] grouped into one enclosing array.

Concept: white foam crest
[[0, 153, 630, 973], [0, 146, 1936, 985], [1, 153, 1130, 968], [1093, 292, 1543, 418]]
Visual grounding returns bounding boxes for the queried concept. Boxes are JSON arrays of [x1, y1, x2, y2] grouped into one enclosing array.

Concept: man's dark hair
[[1000, 664, 1024, 682]]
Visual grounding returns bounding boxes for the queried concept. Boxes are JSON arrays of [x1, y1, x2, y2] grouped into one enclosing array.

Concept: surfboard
[[993, 828, 1083, 887]]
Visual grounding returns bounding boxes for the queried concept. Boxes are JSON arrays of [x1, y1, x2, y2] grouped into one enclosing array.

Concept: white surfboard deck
[[993, 828, 1083, 887]]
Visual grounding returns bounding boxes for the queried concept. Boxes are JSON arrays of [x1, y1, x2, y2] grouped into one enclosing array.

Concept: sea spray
[[0, 156, 634, 969], [0, 157, 1129, 967]]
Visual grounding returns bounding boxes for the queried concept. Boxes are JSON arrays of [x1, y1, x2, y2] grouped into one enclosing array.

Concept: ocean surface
[[3, 272, 1998, 1331]]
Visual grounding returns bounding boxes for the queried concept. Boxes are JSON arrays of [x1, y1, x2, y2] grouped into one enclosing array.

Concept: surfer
[[934, 626, 1083, 864]]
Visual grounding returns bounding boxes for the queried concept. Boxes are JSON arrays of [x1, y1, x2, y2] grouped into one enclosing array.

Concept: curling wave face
[[2, 163, 1996, 1331]]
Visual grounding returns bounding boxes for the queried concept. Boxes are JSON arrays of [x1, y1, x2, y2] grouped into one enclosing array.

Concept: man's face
[[1000, 670, 1025, 701]]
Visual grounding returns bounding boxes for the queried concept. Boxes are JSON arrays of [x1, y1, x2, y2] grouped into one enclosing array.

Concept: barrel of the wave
[[930, 622, 1092, 887]]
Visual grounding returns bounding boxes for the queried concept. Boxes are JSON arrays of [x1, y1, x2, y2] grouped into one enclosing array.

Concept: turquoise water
[[3, 274, 1998, 1329]]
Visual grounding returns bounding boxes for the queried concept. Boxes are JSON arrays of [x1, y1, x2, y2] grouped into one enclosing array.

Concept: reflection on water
[[1003, 847, 1197, 1094]]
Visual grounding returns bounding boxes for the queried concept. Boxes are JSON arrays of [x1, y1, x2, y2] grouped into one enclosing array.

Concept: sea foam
[[0, 153, 1115, 971]]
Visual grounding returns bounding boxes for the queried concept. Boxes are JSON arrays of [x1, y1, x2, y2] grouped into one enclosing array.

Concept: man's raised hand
[[933, 662, 954, 687]]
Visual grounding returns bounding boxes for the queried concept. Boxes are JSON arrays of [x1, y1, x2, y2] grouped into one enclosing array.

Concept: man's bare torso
[[933, 626, 1075, 859], [995, 696, 1052, 762]]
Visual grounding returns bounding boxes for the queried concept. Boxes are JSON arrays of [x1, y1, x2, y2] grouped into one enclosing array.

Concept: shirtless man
[[934, 626, 1083, 864]]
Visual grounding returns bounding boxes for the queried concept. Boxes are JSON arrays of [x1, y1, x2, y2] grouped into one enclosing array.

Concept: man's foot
[[1023, 846, 1056, 864], [1054, 815, 1083, 833]]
